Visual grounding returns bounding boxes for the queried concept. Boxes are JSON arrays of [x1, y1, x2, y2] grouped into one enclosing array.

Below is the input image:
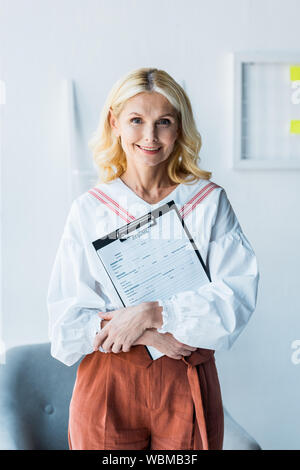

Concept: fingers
[[181, 343, 197, 351], [112, 343, 122, 354], [94, 338, 129, 354], [98, 311, 113, 320], [93, 324, 128, 354], [93, 329, 108, 351], [171, 349, 194, 360], [168, 354, 183, 360], [102, 333, 117, 352], [167, 334, 197, 352], [177, 350, 191, 358], [98, 307, 123, 320]]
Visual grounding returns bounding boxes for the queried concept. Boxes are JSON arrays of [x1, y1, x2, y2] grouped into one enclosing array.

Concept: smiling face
[[109, 92, 180, 170]]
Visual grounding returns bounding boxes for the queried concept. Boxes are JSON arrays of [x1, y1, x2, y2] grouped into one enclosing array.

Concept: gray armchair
[[0, 343, 261, 450]]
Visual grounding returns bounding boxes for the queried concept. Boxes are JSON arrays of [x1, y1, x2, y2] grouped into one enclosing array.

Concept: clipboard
[[92, 200, 211, 359]]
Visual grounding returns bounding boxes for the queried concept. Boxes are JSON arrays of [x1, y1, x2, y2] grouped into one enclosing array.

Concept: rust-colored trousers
[[68, 345, 224, 450]]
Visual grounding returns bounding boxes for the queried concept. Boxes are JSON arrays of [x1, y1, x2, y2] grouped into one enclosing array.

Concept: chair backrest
[[0, 343, 78, 450]]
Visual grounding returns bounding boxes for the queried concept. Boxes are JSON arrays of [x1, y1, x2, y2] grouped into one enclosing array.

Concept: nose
[[144, 123, 159, 142]]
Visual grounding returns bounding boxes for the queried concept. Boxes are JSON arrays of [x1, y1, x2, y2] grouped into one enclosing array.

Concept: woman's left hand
[[93, 302, 163, 354]]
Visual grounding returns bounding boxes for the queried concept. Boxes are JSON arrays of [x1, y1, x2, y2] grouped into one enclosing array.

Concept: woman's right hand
[[148, 330, 197, 360]]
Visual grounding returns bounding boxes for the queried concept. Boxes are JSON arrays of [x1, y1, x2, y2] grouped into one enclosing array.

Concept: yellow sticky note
[[290, 65, 300, 81], [290, 120, 300, 134]]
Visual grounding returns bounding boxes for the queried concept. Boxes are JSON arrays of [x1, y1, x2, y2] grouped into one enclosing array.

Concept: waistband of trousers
[[107, 345, 215, 368]]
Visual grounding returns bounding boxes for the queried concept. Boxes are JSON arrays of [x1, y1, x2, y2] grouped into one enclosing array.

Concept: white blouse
[[47, 177, 259, 366]]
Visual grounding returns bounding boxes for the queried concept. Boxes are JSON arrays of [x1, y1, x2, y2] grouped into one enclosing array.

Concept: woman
[[47, 67, 259, 450]]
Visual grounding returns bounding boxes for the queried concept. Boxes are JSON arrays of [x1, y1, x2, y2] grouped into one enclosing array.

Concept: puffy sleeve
[[156, 188, 260, 350], [47, 199, 109, 366]]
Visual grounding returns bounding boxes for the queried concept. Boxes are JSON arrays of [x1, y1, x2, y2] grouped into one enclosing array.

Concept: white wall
[[1, 0, 300, 450]]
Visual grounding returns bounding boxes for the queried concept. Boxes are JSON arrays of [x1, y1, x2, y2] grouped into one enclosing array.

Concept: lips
[[136, 144, 162, 152]]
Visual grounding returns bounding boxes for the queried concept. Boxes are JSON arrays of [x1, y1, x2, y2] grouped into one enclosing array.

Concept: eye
[[129, 117, 172, 126], [157, 119, 171, 126], [130, 117, 142, 124]]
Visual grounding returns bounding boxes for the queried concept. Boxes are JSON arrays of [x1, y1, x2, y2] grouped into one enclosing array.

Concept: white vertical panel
[[0, 80, 6, 363], [63, 78, 97, 202]]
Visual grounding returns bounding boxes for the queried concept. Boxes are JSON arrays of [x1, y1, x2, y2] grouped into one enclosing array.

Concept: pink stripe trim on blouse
[[180, 182, 219, 219], [88, 181, 220, 222], [91, 187, 136, 221], [88, 189, 133, 223]]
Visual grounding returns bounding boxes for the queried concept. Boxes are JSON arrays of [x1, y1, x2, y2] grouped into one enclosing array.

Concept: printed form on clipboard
[[92, 200, 211, 360]]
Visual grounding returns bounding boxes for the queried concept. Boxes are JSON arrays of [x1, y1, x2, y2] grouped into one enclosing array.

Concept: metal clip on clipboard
[[117, 213, 157, 241]]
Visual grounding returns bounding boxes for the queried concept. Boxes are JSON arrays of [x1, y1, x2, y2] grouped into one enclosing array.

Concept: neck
[[120, 163, 175, 194]]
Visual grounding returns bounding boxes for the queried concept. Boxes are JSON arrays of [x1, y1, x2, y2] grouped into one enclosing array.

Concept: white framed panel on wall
[[233, 51, 300, 169]]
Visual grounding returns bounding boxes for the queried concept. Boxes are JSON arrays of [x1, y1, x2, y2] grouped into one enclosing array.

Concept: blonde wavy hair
[[88, 67, 212, 185]]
